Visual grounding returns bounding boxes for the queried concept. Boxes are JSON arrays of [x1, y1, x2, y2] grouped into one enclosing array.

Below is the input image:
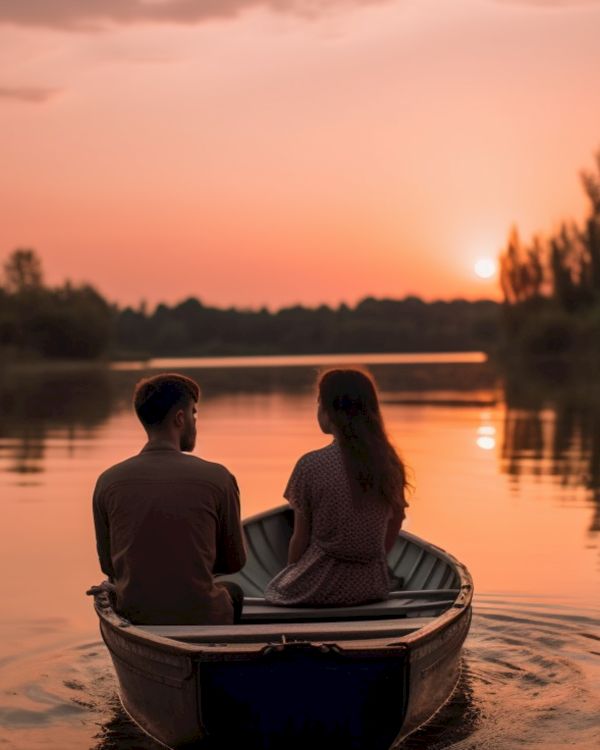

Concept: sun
[[474, 257, 497, 279]]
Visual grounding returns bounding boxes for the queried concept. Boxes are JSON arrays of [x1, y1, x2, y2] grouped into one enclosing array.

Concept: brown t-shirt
[[92, 442, 246, 625]]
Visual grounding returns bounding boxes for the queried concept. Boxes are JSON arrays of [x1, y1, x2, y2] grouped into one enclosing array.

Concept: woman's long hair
[[318, 368, 409, 508]]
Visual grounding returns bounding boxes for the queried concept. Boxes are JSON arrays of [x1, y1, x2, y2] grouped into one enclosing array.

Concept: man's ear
[[174, 408, 185, 428]]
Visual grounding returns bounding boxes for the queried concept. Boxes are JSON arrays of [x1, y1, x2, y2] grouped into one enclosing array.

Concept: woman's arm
[[384, 502, 405, 554], [287, 510, 311, 564]]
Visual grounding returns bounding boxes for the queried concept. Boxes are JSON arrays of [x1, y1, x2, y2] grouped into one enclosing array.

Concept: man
[[92, 373, 246, 625]]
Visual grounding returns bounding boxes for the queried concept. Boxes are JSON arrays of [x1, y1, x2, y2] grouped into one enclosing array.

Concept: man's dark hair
[[133, 373, 200, 427]]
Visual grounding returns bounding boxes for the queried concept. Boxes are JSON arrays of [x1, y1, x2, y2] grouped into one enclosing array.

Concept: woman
[[265, 368, 410, 607]]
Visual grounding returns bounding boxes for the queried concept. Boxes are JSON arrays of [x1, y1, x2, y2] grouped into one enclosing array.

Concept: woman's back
[[264, 442, 392, 607], [299, 442, 390, 562], [264, 367, 408, 608]]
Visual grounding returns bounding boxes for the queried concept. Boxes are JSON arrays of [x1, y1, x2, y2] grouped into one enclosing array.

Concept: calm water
[[0, 354, 598, 749]]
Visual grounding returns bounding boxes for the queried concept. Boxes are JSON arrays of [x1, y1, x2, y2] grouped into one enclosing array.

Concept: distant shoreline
[[1, 350, 488, 374]]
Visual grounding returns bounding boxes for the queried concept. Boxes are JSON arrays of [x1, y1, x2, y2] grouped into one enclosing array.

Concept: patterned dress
[[264, 441, 393, 607]]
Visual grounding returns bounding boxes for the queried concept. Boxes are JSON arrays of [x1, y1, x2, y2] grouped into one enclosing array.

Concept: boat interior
[[135, 508, 465, 644]]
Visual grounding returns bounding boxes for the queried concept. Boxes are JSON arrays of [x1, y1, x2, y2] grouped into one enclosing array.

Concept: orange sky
[[1, 0, 599, 309]]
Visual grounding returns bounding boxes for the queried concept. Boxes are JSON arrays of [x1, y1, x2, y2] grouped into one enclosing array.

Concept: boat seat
[[137, 616, 439, 644], [133, 590, 459, 642], [239, 594, 457, 623]]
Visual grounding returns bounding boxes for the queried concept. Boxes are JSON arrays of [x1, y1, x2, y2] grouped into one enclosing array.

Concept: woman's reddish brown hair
[[318, 368, 409, 508]]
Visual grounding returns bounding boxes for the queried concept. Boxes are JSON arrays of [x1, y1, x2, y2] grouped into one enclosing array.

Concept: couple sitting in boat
[[92, 369, 409, 626]]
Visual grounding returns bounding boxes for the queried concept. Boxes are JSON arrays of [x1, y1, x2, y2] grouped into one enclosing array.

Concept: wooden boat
[[90, 505, 473, 749]]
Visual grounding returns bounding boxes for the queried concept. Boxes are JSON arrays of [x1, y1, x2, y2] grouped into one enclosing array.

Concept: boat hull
[[93, 505, 473, 749], [198, 643, 409, 750], [99, 605, 471, 749], [402, 607, 472, 737], [100, 618, 203, 748]]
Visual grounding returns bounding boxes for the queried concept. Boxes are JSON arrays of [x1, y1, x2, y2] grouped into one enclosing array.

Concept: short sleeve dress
[[264, 441, 394, 607]]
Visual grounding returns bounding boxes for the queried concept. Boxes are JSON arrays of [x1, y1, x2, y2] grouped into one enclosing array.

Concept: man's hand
[[86, 580, 116, 596]]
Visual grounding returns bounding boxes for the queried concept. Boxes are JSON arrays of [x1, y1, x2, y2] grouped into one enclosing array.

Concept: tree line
[[0, 249, 499, 361], [498, 149, 600, 359], [0, 249, 113, 359], [116, 295, 498, 357]]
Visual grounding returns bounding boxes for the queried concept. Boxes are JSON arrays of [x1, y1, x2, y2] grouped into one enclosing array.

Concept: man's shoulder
[[95, 454, 141, 488], [182, 454, 236, 487], [94, 451, 236, 496]]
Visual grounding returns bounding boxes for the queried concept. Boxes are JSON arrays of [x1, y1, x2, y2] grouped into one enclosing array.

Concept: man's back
[[93, 442, 245, 625]]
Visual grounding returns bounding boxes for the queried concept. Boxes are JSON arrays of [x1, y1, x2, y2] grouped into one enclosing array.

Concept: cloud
[[0, 0, 383, 31], [495, 0, 600, 7], [0, 86, 62, 103], [0, 0, 597, 31]]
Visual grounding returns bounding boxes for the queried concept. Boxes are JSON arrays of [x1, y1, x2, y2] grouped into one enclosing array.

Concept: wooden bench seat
[[134, 589, 459, 643], [238, 594, 457, 622], [137, 616, 438, 644]]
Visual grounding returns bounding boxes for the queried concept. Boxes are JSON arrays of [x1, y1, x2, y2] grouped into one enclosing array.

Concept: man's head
[[133, 373, 200, 452]]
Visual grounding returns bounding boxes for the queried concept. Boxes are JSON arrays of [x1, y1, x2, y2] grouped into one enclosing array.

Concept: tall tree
[[581, 150, 600, 294], [3, 248, 43, 294]]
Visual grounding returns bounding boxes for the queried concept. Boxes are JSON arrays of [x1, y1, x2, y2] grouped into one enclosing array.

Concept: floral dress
[[264, 441, 393, 607]]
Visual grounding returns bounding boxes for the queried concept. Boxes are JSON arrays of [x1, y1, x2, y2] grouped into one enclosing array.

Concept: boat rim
[[93, 505, 473, 654]]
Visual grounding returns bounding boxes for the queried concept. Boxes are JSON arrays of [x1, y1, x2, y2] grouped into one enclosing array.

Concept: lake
[[0, 354, 598, 749]]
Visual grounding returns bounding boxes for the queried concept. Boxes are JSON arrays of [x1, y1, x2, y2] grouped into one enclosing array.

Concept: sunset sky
[[1, 0, 599, 309]]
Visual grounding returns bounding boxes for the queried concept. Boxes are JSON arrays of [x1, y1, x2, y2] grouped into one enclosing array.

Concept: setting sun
[[474, 258, 497, 280]]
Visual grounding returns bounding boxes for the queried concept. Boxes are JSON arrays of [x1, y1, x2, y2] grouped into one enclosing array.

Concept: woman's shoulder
[[294, 442, 339, 471]]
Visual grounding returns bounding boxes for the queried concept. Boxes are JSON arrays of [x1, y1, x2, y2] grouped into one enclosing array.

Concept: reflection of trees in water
[[502, 362, 600, 535], [110, 361, 497, 400], [0, 360, 498, 478], [9, 428, 44, 477], [0, 367, 114, 476]]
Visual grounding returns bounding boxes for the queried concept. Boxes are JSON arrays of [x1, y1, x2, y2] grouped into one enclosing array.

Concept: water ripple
[[400, 595, 600, 750], [0, 597, 598, 749]]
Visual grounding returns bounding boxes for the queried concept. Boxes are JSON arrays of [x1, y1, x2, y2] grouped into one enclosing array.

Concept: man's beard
[[180, 429, 196, 452]]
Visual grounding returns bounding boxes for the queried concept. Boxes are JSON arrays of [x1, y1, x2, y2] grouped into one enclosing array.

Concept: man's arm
[[92, 480, 115, 580], [214, 474, 246, 575]]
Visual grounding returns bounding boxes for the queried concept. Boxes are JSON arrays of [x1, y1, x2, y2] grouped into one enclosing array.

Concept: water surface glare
[[0, 355, 598, 748]]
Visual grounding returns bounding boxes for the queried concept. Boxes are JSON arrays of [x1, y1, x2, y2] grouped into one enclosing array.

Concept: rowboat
[[89, 505, 473, 749]]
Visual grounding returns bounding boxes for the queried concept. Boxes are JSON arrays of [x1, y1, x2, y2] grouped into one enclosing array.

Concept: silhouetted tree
[[1, 250, 501, 360], [581, 151, 600, 295], [1, 249, 113, 360], [500, 228, 546, 304], [3, 248, 43, 294], [498, 148, 600, 359]]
